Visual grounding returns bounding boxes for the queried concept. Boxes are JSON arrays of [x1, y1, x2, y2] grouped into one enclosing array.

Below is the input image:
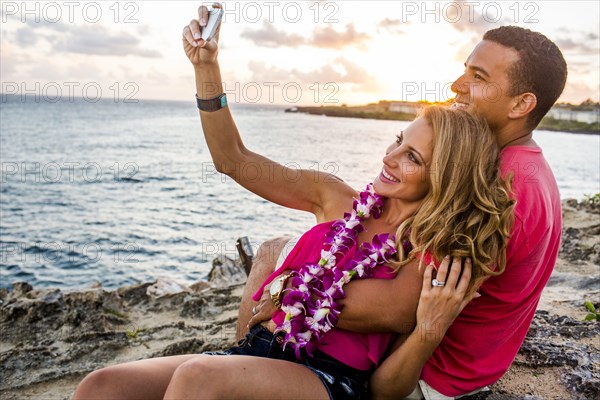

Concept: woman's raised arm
[[182, 4, 352, 219]]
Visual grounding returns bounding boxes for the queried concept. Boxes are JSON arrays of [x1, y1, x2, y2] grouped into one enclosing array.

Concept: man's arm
[[336, 259, 423, 334], [370, 257, 476, 399], [249, 256, 424, 335]]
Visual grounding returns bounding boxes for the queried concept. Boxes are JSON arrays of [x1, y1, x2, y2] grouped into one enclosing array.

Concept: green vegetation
[[556, 98, 600, 110], [538, 117, 599, 134], [584, 301, 600, 322], [102, 307, 129, 320], [126, 327, 143, 338], [583, 193, 600, 206], [293, 100, 599, 134], [296, 105, 416, 121]]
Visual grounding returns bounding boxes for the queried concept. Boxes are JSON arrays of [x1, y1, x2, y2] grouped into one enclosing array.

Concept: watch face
[[270, 279, 283, 295]]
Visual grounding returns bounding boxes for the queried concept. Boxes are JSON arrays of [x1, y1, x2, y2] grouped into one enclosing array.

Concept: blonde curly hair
[[395, 106, 515, 288]]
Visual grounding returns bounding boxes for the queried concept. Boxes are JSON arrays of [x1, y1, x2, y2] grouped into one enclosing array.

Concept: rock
[[190, 281, 211, 292], [0, 287, 8, 305], [117, 282, 154, 305], [208, 255, 247, 287], [153, 339, 205, 357], [560, 225, 600, 264], [577, 275, 600, 290], [12, 282, 33, 297], [566, 368, 600, 400], [464, 394, 544, 400], [515, 310, 600, 399], [146, 278, 191, 298], [0, 261, 248, 393], [0, 198, 598, 399], [565, 198, 579, 208], [180, 296, 208, 319]]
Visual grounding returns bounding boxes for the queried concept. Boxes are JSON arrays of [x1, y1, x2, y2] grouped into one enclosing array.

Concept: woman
[[73, 5, 513, 400]]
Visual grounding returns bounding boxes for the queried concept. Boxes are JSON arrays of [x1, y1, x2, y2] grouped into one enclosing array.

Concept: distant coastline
[[288, 101, 600, 135]]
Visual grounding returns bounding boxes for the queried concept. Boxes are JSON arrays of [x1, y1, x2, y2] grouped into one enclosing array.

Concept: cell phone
[[201, 7, 224, 42]]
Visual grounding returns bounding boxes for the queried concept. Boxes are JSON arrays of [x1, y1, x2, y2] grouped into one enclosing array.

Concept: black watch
[[196, 93, 227, 112]]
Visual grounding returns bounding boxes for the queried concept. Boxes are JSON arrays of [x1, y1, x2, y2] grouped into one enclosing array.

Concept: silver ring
[[252, 306, 257, 315], [432, 279, 446, 287]]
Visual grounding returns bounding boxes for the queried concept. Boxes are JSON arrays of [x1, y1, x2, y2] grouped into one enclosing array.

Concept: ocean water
[[1, 98, 599, 290]]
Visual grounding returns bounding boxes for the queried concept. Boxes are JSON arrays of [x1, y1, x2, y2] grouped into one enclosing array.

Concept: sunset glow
[[1, 1, 598, 105]]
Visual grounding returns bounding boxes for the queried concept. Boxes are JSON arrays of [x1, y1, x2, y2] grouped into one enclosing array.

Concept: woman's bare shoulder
[[317, 178, 359, 223]]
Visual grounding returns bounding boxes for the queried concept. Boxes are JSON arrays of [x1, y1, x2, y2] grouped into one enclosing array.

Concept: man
[[240, 25, 567, 399]]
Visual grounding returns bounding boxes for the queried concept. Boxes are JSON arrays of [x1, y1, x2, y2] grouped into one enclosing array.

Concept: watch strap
[[196, 93, 227, 112]]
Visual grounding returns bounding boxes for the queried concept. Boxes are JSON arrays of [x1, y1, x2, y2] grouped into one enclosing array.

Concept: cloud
[[448, 0, 511, 37], [561, 80, 600, 103], [14, 27, 38, 46], [11, 20, 161, 58], [0, 50, 32, 77], [556, 38, 586, 51], [452, 37, 480, 65], [379, 18, 402, 28], [449, 6, 599, 59], [66, 60, 104, 80], [146, 68, 169, 83], [330, 57, 378, 85], [377, 18, 406, 34], [56, 24, 161, 58], [241, 20, 305, 48], [586, 32, 599, 40], [242, 21, 369, 49], [555, 35, 599, 56], [247, 57, 382, 92], [310, 23, 370, 49], [27, 62, 66, 81]]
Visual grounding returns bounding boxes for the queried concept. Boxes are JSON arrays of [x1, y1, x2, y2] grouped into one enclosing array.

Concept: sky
[[1, 0, 599, 106]]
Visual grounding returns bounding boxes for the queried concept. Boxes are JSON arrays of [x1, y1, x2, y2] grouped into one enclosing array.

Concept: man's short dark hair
[[483, 26, 567, 129]]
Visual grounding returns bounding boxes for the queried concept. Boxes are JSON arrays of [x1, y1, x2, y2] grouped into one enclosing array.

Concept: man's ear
[[508, 92, 537, 120]]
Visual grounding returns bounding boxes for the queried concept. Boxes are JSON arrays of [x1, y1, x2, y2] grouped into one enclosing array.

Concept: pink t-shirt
[[253, 221, 396, 371], [421, 145, 562, 396]]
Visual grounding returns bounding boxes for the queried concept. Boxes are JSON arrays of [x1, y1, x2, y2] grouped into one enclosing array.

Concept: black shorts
[[204, 325, 371, 400]]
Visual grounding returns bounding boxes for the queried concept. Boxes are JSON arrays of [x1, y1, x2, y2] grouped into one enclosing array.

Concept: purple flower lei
[[274, 183, 397, 359]]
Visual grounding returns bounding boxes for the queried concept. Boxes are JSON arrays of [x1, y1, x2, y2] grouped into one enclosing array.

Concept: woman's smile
[[380, 168, 400, 183]]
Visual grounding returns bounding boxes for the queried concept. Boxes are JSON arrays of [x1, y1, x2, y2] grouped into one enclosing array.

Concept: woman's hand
[[182, 3, 222, 66], [247, 282, 278, 332], [415, 256, 482, 342]]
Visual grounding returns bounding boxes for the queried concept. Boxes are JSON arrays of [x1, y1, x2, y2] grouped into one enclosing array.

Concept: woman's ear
[[508, 92, 537, 120]]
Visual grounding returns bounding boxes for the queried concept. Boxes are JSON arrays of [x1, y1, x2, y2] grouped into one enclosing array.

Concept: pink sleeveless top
[[253, 221, 396, 371]]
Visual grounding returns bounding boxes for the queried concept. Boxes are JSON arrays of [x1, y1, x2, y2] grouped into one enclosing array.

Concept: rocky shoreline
[[1, 199, 598, 400]]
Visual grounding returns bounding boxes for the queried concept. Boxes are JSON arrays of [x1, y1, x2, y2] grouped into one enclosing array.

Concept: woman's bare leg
[[163, 354, 329, 400], [72, 354, 198, 400]]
